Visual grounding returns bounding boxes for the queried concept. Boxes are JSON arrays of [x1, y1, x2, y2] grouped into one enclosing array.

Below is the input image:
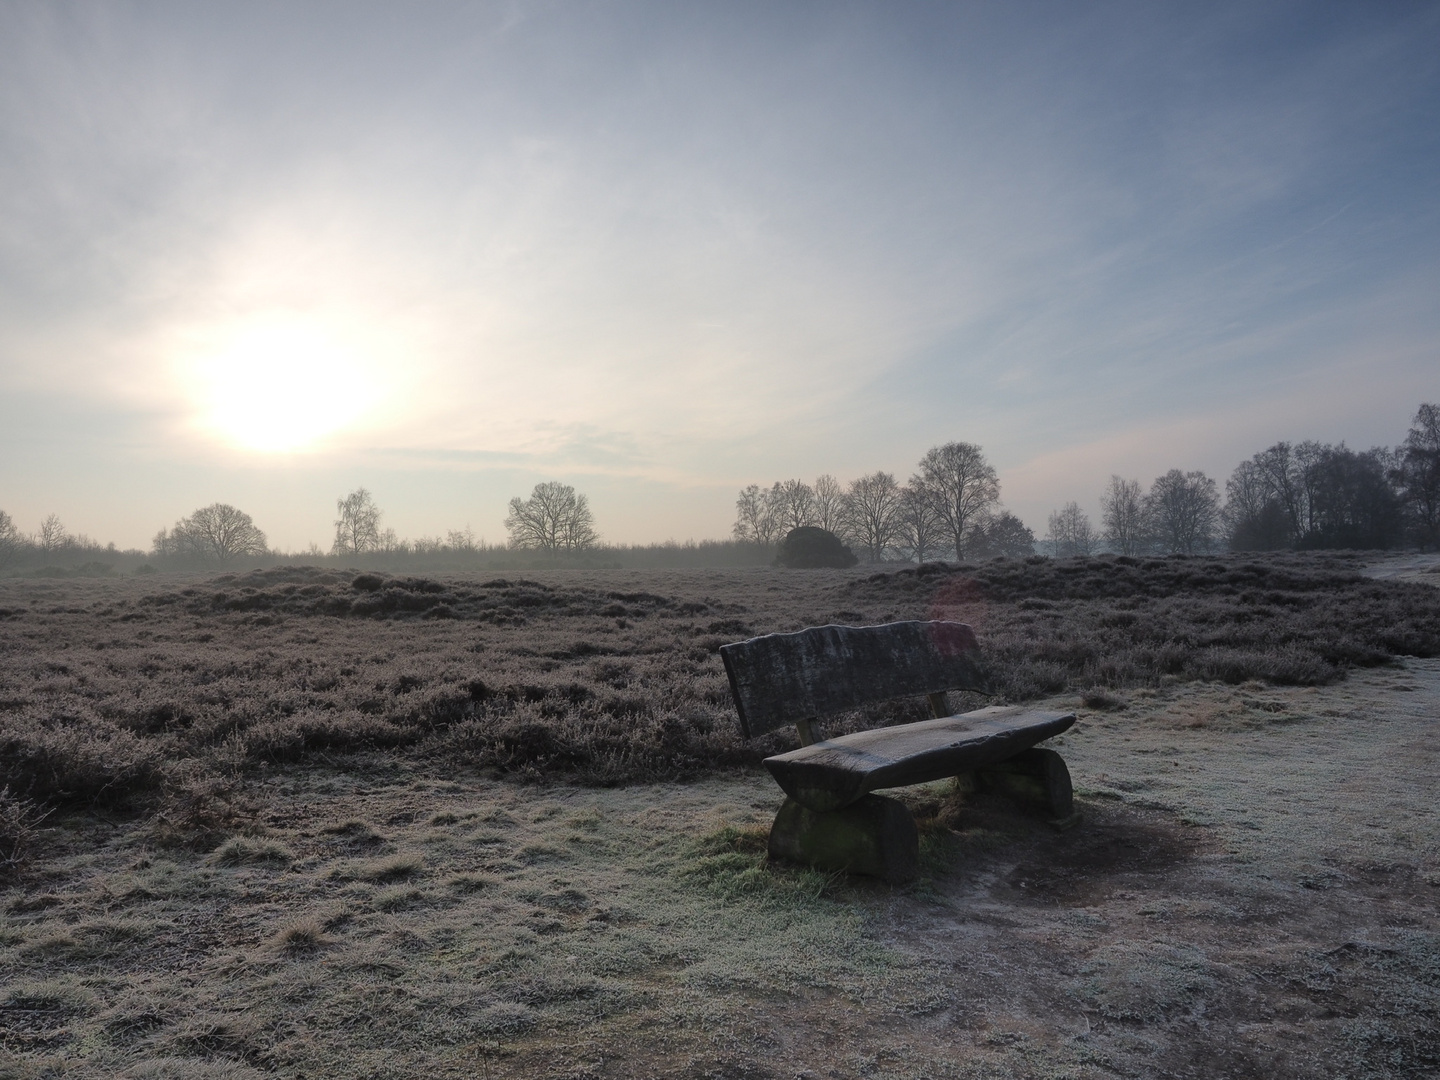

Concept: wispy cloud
[[1, 2, 1436, 546]]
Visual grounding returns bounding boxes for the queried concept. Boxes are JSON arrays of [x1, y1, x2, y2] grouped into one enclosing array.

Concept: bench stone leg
[[767, 794, 918, 885], [975, 747, 1077, 825]]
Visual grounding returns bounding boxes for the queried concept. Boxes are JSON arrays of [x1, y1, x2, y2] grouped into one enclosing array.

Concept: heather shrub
[[0, 555, 1435, 813], [0, 785, 43, 875], [853, 553, 1440, 693], [0, 713, 166, 804]]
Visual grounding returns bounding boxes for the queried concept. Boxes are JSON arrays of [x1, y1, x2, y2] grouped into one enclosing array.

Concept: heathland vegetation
[[2, 552, 1436, 824], [1, 555, 1438, 1076]]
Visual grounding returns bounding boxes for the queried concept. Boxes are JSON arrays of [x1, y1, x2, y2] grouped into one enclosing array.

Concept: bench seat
[[764, 705, 1075, 813]]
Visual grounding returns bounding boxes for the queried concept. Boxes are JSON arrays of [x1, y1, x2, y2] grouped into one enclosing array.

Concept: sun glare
[[185, 318, 380, 453]]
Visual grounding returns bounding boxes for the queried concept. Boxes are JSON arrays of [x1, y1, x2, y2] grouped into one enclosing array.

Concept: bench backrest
[[719, 621, 986, 739]]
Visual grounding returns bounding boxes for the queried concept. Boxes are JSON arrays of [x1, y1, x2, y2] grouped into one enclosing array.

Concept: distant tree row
[[1042, 403, 1440, 556], [1224, 404, 1438, 550], [5, 405, 1434, 576], [1042, 470, 1225, 557], [0, 511, 122, 572], [732, 442, 1035, 562], [325, 482, 600, 558]]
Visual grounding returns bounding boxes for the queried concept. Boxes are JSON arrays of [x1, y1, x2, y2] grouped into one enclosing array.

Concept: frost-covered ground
[[1, 557, 1437, 1078]]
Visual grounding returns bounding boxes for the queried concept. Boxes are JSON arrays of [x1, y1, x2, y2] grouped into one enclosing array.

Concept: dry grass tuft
[[444, 872, 494, 893], [359, 851, 424, 882], [209, 837, 293, 867], [1081, 687, 1129, 710], [269, 918, 332, 954]]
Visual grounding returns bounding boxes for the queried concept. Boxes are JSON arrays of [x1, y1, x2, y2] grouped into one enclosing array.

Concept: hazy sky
[[2, 1, 1437, 550]]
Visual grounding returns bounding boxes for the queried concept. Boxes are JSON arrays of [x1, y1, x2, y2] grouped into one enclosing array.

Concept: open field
[[1, 554, 1438, 1078]]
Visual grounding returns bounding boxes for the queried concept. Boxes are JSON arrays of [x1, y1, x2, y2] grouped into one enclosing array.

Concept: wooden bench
[[720, 620, 1077, 883]]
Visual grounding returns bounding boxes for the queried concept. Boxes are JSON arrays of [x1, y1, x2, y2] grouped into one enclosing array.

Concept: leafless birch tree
[[732, 484, 780, 544], [1401, 403, 1440, 548], [896, 482, 946, 563], [0, 510, 20, 568], [36, 514, 68, 555], [333, 489, 382, 556]]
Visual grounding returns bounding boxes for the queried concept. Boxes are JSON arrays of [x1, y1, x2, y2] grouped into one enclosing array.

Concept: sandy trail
[[856, 658, 1440, 1078]]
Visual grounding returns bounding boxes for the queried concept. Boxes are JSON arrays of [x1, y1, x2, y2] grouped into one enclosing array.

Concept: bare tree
[[1400, 402, 1440, 548], [895, 482, 946, 563], [812, 474, 846, 536], [36, 514, 68, 555], [1302, 444, 1403, 549], [0, 510, 21, 568], [377, 528, 407, 555], [505, 482, 599, 552], [1224, 458, 1288, 551], [1047, 502, 1098, 557], [1293, 440, 1329, 539], [446, 526, 477, 552], [732, 484, 780, 545], [172, 504, 268, 563], [1100, 476, 1145, 555], [1250, 443, 1305, 545], [844, 471, 903, 562], [334, 489, 382, 556], [916, 442, 1000, 560], [1145, 470, 1221, 554], [769, 479, 817, 533]]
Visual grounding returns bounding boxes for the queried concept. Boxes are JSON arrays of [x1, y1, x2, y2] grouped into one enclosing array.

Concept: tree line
[[3, 403, 1435, 574], [327, 483, 600, 557], [1043, 403, 1440, 556], [731, 441, 1037, 562]]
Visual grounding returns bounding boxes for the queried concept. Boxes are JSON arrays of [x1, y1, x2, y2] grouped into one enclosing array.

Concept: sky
[[1, 1, 1437, 551]]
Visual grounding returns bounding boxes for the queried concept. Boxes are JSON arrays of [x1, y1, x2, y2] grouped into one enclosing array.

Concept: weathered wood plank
[[719, 621, 986, 738], [763, 705, 1075, 812]]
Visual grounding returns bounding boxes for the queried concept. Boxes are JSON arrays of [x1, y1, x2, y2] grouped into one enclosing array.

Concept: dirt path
[[860, 659, 1440, 1079], [1360, 551, 1440, 585]]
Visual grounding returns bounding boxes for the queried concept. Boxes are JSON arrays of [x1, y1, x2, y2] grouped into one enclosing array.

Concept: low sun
[[187, 318, 378, 453]]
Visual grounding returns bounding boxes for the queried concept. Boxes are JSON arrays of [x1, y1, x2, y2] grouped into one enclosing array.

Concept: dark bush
[[775, 527, 858, 569]]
